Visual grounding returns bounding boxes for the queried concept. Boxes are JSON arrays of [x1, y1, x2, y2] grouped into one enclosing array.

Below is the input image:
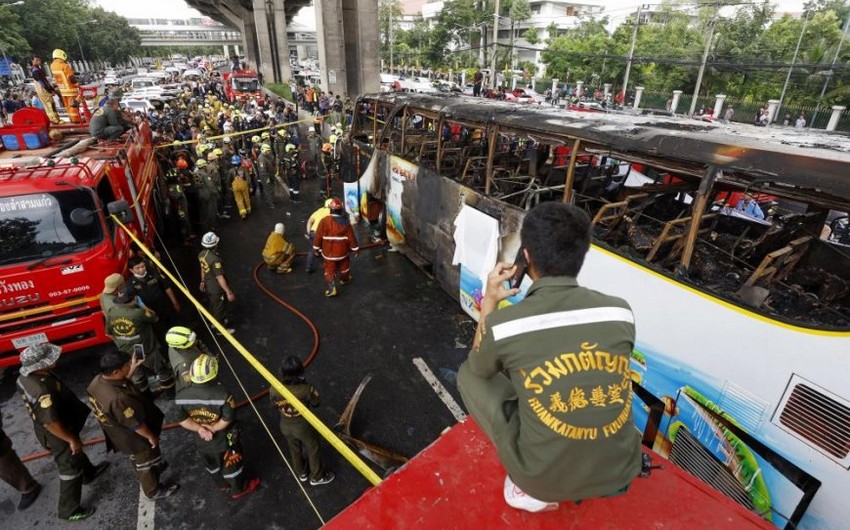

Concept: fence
[[640, 91, 850, 133]]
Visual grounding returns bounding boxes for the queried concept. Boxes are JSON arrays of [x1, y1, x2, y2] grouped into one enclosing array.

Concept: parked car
[[511, 88, 543, 105]]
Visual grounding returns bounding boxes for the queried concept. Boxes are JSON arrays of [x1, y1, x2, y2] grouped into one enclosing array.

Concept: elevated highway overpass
[[185, 0, 378, 98]]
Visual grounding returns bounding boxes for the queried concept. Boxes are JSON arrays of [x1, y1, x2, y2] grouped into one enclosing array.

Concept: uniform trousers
[[279, 419, 323, 481], [130, 445, 166, 498], [323, 256, 351, 286], [0, 430, 38, 494], [40, 432, 98, 518]]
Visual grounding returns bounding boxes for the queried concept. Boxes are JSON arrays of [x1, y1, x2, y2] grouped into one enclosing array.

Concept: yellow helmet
[[277, 129, 287, 137], [251, 135, 261, 143], [261, 144, 272, 152], [196, 159, 207, 168], [261, 131, 270, 139], [207, 151, 218, 161], [165, 326, 196, 349], [189, 354, 218, 384], [52, 49, 67, 61], [285, 143, 296, 153], [213, 148, 224, 156]]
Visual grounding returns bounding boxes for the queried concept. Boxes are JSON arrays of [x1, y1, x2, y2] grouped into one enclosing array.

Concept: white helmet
[[201, 232, 220, 248]]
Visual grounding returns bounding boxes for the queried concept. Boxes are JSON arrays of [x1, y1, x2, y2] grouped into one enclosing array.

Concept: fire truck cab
[[0, 117, 163, 367], [223, 69, 265, 106]]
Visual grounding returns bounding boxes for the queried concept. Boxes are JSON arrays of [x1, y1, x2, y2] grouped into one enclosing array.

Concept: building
[[411, 0, 604, 76]]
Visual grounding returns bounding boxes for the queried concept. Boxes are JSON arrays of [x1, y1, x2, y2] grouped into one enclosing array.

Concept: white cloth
[[452, 205, 500, 287]]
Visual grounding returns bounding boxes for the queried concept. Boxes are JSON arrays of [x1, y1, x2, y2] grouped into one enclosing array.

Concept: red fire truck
[[0, 110, 163, 367], [223, 69, 265, 106]]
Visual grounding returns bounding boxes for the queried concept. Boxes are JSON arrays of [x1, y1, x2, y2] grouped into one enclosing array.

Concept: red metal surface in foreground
[[325, 419, 776, 530]]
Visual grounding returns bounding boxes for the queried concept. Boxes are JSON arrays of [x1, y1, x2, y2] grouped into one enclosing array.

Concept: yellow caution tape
[[112, 216, 382, 486], [155, 116, 327, 149]]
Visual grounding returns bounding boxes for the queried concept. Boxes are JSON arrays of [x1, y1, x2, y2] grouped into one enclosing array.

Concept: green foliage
[[266, 83, 293, 101], [0, 5, 30, 59], [523, 26, 539, 45], [7, 0, 141, 64]]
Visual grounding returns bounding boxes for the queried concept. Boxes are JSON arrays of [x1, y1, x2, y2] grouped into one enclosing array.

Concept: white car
[[182, 68, 206, 80]]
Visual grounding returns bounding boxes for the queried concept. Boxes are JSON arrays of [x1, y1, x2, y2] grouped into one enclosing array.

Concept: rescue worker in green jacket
[[100, 273, 125, 318], [256, 143, 276, 208], [175, 355, 261, 499], [198, 232, 236, 334], [17, 343, 109, 521], [270, 356, 334, 486], [165, 326, 214, 393], [105, 285, 175, 394], [165, 168, 194, 245], [195, 159, 217, 233], [283, 143, 301, 203], [274, 129, 288, 177]]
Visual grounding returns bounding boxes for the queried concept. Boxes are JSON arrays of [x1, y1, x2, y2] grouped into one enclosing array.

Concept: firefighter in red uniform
[[312, 198, 359, 297]]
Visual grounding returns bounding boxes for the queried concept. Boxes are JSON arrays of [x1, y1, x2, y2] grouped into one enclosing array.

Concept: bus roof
[[363, 93, 850, 206]]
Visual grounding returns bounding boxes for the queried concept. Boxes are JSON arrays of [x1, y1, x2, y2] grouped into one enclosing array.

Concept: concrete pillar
[[223, 44, 230, 59], [272, 0, 292, 83], [235, 44, 241, 56], [575, 80, 584, 98], [713, 94, 726, 119], [603, 83, 611, 97], [342, 0, 380, 96], [511, 76, 517, 90], [827, 105, 846, 131], [633, 86, 645, 109], [671, 90, 683, 114], [251, 0, 275, 84], [766, 99, 780, 123], [551, 78, 559, 94], [316, 0, 347, 96]]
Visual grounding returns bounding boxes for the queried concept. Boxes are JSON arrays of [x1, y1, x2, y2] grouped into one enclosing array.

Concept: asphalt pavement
[[0, 174, 476, 529]]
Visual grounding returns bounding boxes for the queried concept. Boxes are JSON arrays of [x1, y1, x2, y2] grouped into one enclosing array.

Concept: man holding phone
[[457, 202, 642, 513]]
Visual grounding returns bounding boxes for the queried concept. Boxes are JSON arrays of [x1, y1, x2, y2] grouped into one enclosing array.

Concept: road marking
[[137, 488, 155, 530], [413, 357, 467, 422]]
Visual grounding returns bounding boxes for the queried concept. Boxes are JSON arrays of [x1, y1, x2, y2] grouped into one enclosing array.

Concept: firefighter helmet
[[329, 134, 338, 144], [189, 354, 218, 384], [285, 143, 296, 153], [165, 326, 196, 349], [277, 129, 287, 137], [223, 136, 231, 144], [206, 151, 218, 161], [322, 143, 332, 153], [201, 231, 220, 248], [251, 135, 261, 143], [335, 122, 343, 130], [261, 131, 270, 139], [196, 159, 207, 168], [231, 155, 242, 165], [261, 143, 272, 152], [328, 197, 343, 212], [176, 159, 188, 170], [52, 49, 67, 61], [213, 148, 224, 156]]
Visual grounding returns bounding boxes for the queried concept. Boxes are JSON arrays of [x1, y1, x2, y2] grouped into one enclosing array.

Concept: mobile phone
[[132, 344, 145, 362], [510, 264, 527, 289]]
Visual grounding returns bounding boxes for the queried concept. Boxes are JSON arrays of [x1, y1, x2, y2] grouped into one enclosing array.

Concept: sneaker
[[310, 473, 335, 486], [63, 506, 95, 522], [231, 477, 261, 499], [148, 483, 180, 500], [17, 483, 41, 510], [298, 473, 308, 483], [503, 475, 558, 513], [83, 462, 110, 484], [219, 213, 231, 219], [324, 287, 337, 297]]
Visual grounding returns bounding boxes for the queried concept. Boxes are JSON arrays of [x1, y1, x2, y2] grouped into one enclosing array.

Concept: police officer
[[195, 159, 217, 233], [17, 343, 108, 521], [199, 232, 236, 334], [105, 285, 175, 394], [0, 415, 42, 511], [256, 143, 276, 208], [270, 356, 334, 486], [87, 353, 178, 501], [175, 355, 260, 499], [165, 326, 213, 393]]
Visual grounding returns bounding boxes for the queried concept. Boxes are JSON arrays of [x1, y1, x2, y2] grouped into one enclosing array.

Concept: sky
[[92, 0, 807, 31]]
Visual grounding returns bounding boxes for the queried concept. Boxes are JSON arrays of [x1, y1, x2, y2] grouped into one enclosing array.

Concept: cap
[[103, 273, 125, 294], [19, 343, 62, 376], [274, 223, 284, 235], [99, 352, 127, 374]]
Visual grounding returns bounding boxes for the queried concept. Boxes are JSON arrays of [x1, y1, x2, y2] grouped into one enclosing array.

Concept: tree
[[0, 6, 30, 61], [523, 26, 539, 46], [379, 0, 403, 68]]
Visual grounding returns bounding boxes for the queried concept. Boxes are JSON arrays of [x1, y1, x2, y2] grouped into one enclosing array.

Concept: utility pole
[[689, 9, 717, 116], [389, 12, 394, 74], [490, 0, 500, 89], [621, 5, 640, 105], [776, 10, 809, 123], [811, 13, 850, 127]]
